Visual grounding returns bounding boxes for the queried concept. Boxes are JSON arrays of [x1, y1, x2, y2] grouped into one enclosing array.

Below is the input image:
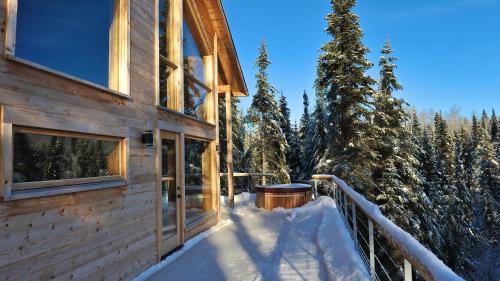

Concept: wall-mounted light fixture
[[142, 130, 154, 147]]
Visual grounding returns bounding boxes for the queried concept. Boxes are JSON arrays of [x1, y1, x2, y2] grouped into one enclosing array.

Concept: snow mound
[[290, 196, 371, 281], [220, 192, 256, 207]]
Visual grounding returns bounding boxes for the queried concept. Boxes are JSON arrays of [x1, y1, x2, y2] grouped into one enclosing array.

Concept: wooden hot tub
[[255, 184, 312, 211]]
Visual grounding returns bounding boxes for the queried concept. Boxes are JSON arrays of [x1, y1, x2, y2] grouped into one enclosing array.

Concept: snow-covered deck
[[136, 194, 370, 281]]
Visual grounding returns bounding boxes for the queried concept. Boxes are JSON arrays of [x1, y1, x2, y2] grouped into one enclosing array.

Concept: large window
[[183, 19, 211, 121], [158, 0, 178, 110], [6, 0, 129, 93], [12, 127, 123, 191], [185, 138, 213, 225]]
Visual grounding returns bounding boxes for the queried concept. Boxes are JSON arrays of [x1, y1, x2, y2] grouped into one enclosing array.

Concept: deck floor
[[147, 201, 330, 281]]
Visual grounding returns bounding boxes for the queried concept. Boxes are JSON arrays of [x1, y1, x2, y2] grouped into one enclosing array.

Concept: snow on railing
[[311, 174, 464, 281]]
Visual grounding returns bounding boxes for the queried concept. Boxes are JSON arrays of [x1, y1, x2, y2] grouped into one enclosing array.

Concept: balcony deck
[[137, 194, 369, 281]]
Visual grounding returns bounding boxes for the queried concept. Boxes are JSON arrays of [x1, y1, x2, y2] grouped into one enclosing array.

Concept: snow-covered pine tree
[[372, 39, 405, 193], [248, 40, 290, 183], [311, 91, 328, 173], [474, 118, 500, 239], [491, 110, 500, 164], [315, 0, 376, 189], [434, 113, 455, 187], [433, 113, 475, 271], [480, 110, 490, 130], [289, 122, 302, 181], [409, 112, 446, 261], [298, 91, 314, 179], [491, 109, 498, 142], [278, 94, 301, 181], [278, 94, 293, 152]]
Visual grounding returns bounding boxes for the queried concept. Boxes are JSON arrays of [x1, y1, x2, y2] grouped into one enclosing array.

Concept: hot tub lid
[[256, 183, 311, 193]]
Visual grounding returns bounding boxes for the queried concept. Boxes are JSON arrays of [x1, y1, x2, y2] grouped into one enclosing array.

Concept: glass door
[[160, 132, 181, 255]]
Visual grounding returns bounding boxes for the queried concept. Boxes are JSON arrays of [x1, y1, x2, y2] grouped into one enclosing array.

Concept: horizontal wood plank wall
[[0, 1, 187, 280]]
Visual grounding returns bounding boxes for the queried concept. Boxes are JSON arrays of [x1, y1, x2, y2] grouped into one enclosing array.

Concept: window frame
[[3, 0, 131, 97], [156, 0, 216, 124], [182, 9, 213, 121], [1, 125, 127, 200], [156, 0, 180, 111]]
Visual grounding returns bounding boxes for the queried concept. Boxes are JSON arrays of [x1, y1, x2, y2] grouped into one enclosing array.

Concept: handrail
[[312, 174, 463, 281], [220, 172, 275, 177]]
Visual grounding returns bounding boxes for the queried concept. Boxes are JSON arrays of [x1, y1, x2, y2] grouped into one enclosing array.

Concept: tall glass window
[[183, 19, 211, 121], [15, 0, 122, 89], [158, 0, 177, 109], [185, 138, 213, 224]]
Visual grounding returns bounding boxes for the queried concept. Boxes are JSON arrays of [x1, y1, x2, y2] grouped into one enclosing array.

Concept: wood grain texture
[[256, 191, 312, 211], [0, 0, 246, 279]]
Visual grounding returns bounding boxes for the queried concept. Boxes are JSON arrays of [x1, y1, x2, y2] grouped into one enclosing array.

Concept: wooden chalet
[[0, 0, 247, 279]]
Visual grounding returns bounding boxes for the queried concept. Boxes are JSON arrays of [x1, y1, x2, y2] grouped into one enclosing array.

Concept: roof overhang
[[201, 0, 248, 97]]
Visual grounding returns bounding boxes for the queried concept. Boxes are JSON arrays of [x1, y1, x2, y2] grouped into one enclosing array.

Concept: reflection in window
[[183, 19, 211, 121], [185, 138, 213, 225], [161, 138, 177, 239], [183, 20, 205, 83], [15, 0, 118, 88], [13, 128, 121, 188], [159, 0, 176, 109], [184, 79, 209, 120]]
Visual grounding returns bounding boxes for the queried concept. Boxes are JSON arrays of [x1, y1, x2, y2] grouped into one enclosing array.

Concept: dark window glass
[[13, 130, 121, 185], [161, 138, 177, 238], [185, 138, 213, 224], [15, 0, 115, 87]]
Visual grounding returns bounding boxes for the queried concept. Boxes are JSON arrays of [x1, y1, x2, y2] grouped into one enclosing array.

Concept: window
[[12, 127, 123, 191], [185, 138, 213, 224], [5, 0, 129, 94], [183, 19, 212, 121], [161, 138, 177, 238], [158, 0, 178, 110]]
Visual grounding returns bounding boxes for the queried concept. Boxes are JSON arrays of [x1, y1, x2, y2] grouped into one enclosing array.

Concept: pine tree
[[372, 39, 405, 194], [491, 109, 498, 142], [474, 119, 500, 238], [312, 91, 328, 173], [315, 0, 377, 189], [279, 94, 301, 181], [432, 114, 476, 271], [248, 40, 290, 183], [279, 94, 293, 150], [434, 113, 455, 187], [298, 90, 313, 179], [288, 122, 302, 181]]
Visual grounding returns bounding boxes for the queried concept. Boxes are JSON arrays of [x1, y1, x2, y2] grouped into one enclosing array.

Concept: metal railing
[[311, 174, 463, 281]]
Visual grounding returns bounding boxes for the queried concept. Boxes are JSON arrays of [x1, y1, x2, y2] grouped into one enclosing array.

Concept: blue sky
[[222, 0, 500, 123]]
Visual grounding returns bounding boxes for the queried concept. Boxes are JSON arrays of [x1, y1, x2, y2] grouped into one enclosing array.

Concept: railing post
[[352, 203, 357, 242], [313, 179, 318, 199], [404, 259, 412, 281], [369, 219, 375, 279], [343, 191, 348, 222]]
